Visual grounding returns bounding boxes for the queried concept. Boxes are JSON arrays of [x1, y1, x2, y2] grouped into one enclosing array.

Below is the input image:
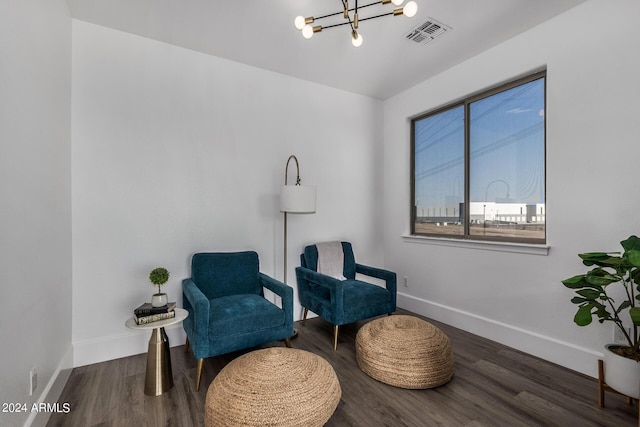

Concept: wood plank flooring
[[47, 309, 638, 426]]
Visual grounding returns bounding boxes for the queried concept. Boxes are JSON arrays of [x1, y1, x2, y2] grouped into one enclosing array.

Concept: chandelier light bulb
[[294, 16, 306, 30], [302, 25, 314, 39], [351, 31, 363, 47], [403, 1, 418, 17], [297, 2, 417, 45]]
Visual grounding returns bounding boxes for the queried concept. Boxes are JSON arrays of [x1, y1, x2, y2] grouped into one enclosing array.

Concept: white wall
[[383, 0, 640, 378], [71, 20, 384, 366], [0, 1, 72, 426]]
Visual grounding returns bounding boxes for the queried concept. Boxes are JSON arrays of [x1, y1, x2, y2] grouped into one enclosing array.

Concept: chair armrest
[[296, 266, 346, 293], [355, 263, 397, 308], [295, 266, 346, 314], [356, 263, 396, 286], [259, 273, 294, 330], [259, 273, 292, 301], [182, 279, 210, 346]]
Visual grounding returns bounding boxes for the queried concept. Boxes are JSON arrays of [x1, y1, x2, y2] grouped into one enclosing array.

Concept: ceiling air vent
[[405, 18, 450, 45]]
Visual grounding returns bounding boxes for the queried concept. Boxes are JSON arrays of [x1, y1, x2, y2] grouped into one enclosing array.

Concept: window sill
[[401, 234, 549, 256]]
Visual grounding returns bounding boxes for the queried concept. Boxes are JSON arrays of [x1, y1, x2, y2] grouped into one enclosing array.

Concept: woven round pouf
[[205, 347, 341, 427], [356, 315, 454, 389]]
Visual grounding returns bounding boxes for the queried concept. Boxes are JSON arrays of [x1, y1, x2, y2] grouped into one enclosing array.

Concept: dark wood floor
[[48, 309, 638, 426]]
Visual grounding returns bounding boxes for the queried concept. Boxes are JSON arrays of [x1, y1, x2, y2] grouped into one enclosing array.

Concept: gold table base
[[145, 327, 173, 396]]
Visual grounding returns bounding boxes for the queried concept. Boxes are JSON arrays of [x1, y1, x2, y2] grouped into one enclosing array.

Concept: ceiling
[[67, 0, 586, 100]]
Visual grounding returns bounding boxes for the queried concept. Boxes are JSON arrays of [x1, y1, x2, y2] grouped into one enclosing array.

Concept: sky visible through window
[[413, 75, 545, 241], [414, 77, 545, 211], [470, 78, 545, 205]]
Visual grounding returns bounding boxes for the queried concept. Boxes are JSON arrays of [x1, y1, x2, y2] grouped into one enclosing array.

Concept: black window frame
[[410, 71, 547, 244]]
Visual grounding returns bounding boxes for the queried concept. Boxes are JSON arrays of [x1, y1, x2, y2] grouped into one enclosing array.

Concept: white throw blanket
[[316, 241, 346, 281]]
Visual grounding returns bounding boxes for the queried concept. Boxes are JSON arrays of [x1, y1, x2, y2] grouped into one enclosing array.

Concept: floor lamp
[[280, 155, 316, 335]]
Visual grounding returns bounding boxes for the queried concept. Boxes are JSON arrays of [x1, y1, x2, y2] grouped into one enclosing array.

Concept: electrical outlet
[[29, 367, 37, 396], [403, 276, 409, 287], [614, 325, 630, 344]]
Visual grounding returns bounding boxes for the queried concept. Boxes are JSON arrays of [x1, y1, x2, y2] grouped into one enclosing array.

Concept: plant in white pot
[[149, 267, 170, 307], [562, 235, 640, 398]]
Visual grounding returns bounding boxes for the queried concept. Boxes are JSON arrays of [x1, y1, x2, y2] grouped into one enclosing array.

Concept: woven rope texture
[[356, 315, 454, 389], [205, 347, 341, 426]]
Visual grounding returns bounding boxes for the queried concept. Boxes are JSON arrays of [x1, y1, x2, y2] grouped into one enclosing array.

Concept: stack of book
[[133, 301, 176, 325]]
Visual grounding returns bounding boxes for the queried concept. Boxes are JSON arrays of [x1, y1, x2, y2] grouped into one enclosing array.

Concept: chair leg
[[598, 359, 605, 408], [333, 325, 339, 350], [284, 338, 292, 348], [302, 308, 308, 326], [195, 358, 204, 392]]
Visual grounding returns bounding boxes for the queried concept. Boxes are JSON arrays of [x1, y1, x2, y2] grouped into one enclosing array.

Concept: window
[[411, 72, 546, 244]]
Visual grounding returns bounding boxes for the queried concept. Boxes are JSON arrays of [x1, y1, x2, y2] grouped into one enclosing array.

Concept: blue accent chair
[[182, 251, 294, 391], [295, 242, 397, 350]]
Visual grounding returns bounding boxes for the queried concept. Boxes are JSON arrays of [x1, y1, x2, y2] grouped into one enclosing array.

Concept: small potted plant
[[562, 235, 640, 398], [149, 267, 170, 307]]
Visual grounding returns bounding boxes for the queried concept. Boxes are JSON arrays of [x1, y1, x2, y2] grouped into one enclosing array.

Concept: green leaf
[[574, 305, 593, 326], [621, 235, 640, 253], [576, 289, 601, 299], [591, 300, 609, 311], [579, 252, 614, 261], [586, 267, 612, 277], [627, 249, 640, 268], [616, 300, 631, 314], [585, 273, 619, 286], [149, 267, 170, 286], [630, 307, 640, 326], [571, 297, 587, 304], [562, 275, 588, 289], [595, 306, 612, 321], [580, 252, 621, 267]]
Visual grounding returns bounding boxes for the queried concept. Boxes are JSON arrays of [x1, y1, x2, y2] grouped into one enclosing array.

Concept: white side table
[[125, 308, 189, 396]]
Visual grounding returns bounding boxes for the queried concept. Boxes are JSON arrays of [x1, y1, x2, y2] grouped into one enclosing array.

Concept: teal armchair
[[295, 242, 396, 350], [182, 251, 294, 391]]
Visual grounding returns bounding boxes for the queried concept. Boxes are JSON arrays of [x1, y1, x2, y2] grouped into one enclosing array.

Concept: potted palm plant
[[562, 235, 640, 398], [149, 267, 170, 307]]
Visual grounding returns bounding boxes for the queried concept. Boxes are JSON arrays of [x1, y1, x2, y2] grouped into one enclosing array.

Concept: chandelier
[[294, 0, 418, 47]]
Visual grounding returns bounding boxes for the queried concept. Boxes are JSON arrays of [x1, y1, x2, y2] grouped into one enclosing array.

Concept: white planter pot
[[151, 292, 168, 307], [604, 344, 640, 399]]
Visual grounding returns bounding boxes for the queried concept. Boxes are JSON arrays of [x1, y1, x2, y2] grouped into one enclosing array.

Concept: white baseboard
[[73, 295, 599, 378], [25, 346, 73, 427], [73, 324, 187, 367], [397, 292, 602, 378]]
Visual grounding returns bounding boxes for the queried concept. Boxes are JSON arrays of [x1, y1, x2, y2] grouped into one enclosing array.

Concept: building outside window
[[411, 71, 546, 243]]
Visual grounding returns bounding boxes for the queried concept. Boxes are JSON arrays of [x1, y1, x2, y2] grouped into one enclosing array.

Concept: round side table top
[[125, 307, 189, 330]]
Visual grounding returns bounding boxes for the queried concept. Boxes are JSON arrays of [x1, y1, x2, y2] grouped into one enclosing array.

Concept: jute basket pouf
[[205, 347, 341, 427], [356, 315, 454, 389]]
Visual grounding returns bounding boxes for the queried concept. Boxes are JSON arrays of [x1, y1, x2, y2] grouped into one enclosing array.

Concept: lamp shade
[[280, 185, 316, 213]]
